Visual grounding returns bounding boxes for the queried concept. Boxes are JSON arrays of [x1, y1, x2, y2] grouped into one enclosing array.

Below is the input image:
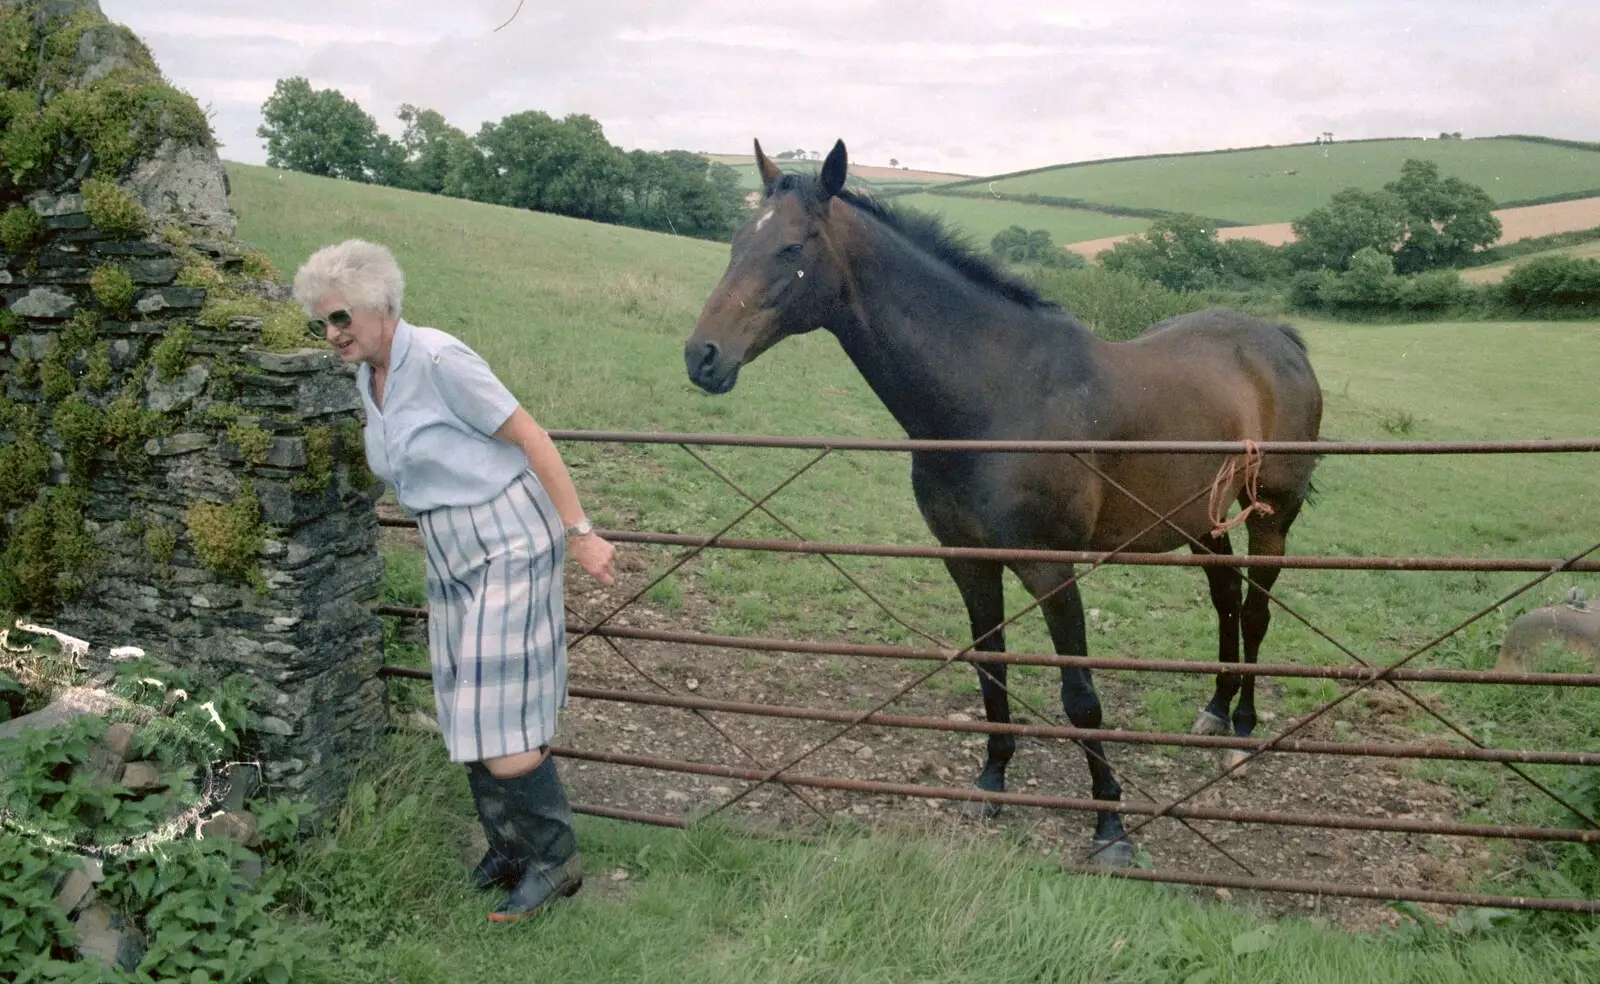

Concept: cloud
[[102, 0, 1599, 177]]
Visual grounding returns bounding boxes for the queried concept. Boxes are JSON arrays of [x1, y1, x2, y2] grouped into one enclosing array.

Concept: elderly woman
[[293, 239, 614, 923]]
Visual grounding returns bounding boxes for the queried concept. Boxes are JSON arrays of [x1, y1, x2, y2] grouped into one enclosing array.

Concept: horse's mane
[[771, 173, 1061, 312]]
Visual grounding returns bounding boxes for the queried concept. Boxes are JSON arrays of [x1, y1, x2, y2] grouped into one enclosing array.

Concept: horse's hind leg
[[1236, 497, 1306, 742], [943, 558, 1011, 820], [1192, 532, 1244, 740], [1010, 560, 1133, 867]]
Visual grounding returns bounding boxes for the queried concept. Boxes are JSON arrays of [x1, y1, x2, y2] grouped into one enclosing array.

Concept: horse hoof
[[1088, 837, 1136, 869], [961, 796, 1003, 821], [1191, 709, 1230, 737], [1220, 749, 1252, 776]]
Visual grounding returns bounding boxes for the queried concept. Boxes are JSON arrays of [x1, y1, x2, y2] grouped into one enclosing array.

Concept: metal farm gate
[[376, 431, 1600, 915]]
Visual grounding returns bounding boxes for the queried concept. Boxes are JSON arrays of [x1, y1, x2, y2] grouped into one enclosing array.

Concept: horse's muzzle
[[684, 339, 740, 394]]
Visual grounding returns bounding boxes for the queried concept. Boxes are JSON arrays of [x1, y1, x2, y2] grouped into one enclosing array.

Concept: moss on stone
[[233, 246, 279, 281], [53, 395, 104, 482], [84, 339, 113, 391], [13, 352, 40, 389], [0, 307, 20, 342], [60, 308, 99, 352], [175, 251, 223, 289], [80, 176, 150, 237], [185, 482, 264, 582], [0, 204, 45, 252], [0, 11, 212, 184], [102, 376, 163, 469], [39, 354, 74, 401], [201, 403, 243, 427], [0, 406, 50, 512], [37, 310, 98, 402], [0, 485, 98, 614], [150, 322, 190, 380], [292, 425, 335, 494], [145, 518, 176, 576], [90, 263, 136, 314], [195, 290, 310, 353], [339, 418, 376, 492], [257, 304, 309, 352], [226, 419, 273, 466]]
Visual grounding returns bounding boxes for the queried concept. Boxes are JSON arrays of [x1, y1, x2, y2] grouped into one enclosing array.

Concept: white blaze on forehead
[[755, 209, 775, 232]]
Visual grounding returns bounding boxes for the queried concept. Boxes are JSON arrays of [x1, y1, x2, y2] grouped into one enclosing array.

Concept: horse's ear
[[820, 139, 848, 199], [754, 138, 782, 195]]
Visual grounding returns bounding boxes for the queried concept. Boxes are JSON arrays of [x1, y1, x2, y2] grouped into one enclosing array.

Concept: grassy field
[[1463, 240, 1600, 284], [227, 163, 1600, 976], [966, 138, 1600, 225], [263, 732, 1598, 984], [890, 192, 1151, 249], [709, 156, 963, 194]]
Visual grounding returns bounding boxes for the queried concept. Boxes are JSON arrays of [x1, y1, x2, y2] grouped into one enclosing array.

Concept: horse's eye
[[779, 243, 803, 259]]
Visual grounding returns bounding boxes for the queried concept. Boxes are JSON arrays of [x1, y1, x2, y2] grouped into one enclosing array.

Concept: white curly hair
[[292, 239, 405, 319]]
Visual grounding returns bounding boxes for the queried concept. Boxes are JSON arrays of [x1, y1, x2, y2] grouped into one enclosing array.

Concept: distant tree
[[1098, 213, 1225, 290], [473, 111, 628, 221], [1288, 188, 1407, 271], [622, 150, 745, 239], [257, 77, 392, 182], [1384, 158, 1501, 272], [1330, 245, 1402, 305], [889, 158, 899, 167], [990, 225, 1083, 268], [396, 104, 472, 195]]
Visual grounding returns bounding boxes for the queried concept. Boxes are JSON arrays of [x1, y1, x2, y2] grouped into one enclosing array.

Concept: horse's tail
[[1301, 436, 1334, 508]]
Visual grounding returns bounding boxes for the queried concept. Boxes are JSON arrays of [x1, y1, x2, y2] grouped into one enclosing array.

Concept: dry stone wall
[[1, 0, 388, 818]]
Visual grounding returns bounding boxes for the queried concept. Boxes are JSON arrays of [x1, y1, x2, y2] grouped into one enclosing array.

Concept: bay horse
[[683, 139, 1323, 864]]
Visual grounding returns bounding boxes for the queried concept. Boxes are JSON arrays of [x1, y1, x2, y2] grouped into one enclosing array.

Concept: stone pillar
[[1, 0, 387, 820]]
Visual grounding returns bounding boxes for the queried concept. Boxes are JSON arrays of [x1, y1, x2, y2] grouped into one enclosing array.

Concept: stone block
[[74, 904, 145, 971], [119, 761, 164, 792], [200, 810, 260, 847], [1497, 591, 1599, 671]]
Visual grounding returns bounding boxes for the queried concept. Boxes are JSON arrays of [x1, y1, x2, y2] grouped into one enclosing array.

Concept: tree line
[[992, 158, 1599, 320], [255, 77, 748, 241]]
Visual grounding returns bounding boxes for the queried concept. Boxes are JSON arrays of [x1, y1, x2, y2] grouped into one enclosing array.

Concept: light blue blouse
[[356, 319, 532, 514]]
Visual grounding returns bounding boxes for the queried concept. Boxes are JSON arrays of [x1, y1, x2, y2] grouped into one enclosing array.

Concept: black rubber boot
[[484, 753, 583, 923], [465, 762, 524, 891]]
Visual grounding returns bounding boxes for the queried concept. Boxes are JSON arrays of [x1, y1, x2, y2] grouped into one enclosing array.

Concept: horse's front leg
[[1012, 560, 1133, 867], [943, 558, 1012, 820]]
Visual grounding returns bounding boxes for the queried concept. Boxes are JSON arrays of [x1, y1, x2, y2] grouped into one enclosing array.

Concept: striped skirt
[[416, 471, 567, 764]]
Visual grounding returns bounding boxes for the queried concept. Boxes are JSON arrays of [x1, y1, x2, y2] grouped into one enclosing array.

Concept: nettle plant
[[0, 652, 321, 981]]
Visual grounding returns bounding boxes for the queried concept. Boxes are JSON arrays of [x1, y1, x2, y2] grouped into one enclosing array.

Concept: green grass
[[1463, 241, 1600, 284], [971, 138, 1600, 224], [891, 192, 1150, 247], [714, 158, 959, 194], [276, 733, 1600, 984], [228, 164, 1600, 973]]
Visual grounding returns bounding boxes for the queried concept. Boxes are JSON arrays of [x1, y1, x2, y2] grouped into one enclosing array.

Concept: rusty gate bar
[[376, 666, 1600, 766], [1055, 867, 1600, 915], [565, 684, 1600, 768], [373, 516, 1600, 574], [546, 430, 1600, 456], [372, 608, 1600, 688], [590, 529, 1600, 574], [572, 803, 688, 828], [549, 746, 1600, 844]]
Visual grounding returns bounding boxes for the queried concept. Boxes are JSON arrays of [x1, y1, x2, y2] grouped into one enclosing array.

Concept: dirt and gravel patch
[[380, 510, 1512, 933]]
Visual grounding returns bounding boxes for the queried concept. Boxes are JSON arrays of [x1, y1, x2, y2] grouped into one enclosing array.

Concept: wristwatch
[[565, 518, 594, 538]]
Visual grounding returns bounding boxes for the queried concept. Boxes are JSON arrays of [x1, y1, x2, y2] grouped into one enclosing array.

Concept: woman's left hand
[[569, 532, 616, 586]]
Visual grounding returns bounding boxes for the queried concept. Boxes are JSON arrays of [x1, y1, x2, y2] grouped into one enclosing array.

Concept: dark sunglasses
[[306, 309, 352, 338]]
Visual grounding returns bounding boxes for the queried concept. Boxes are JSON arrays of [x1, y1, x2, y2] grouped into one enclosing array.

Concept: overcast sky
[[102, 1, 1598, 177]]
